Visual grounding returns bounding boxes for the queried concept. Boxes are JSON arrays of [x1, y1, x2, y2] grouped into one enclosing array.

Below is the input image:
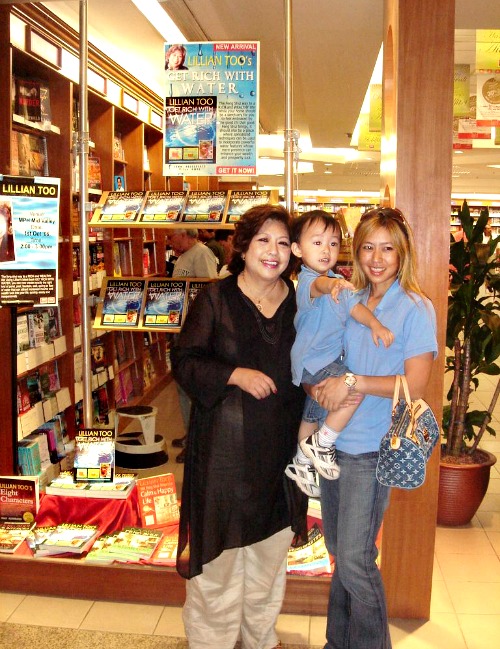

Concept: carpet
[[0, 624, 321, 649]]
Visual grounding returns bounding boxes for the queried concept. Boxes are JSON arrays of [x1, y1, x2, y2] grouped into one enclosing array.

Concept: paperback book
[[136, 473, 179, 528], [140, 191, 187, 224], [28, 523, 100, 557], [226, 189, 273, 223], [142, 279, 187, 328], [95, 191, 146, 224], [286, 522, 332, 575], [0, 522, 35, 553], [104, 526, 163, 562], [14, 77, 42, 123], [73, 428, 115, 482], [101, 278, 145, 327], [46, 471, 136, 499], [0, 476, 39, 524], [88, 156, 102, 190], [150, 529, 178, 566], [182, 190, 228, 224], [185, 279, 213, 316]]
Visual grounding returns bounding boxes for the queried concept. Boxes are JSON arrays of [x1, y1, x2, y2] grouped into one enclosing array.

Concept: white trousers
[[183, 527, 293, 649]]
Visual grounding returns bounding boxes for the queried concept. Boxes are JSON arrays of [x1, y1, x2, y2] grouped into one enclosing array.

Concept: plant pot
[[437, 449, 497, 526]]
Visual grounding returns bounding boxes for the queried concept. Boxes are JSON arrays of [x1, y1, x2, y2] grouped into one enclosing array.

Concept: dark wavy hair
[[227, 203, 294, 277]]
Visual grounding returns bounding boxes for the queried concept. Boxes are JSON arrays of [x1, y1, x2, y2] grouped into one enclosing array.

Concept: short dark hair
[[214, 229, 233, 242], [228, 204, 293, 276], [291, 210, 342, 244]]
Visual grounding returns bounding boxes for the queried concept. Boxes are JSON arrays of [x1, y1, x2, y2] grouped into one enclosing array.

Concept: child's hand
[[330, 278, 355, 303], [371, 324, 394, 348]]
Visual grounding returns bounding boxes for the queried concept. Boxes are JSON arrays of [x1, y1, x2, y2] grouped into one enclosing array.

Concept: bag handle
[[392, 374, 413, 408]]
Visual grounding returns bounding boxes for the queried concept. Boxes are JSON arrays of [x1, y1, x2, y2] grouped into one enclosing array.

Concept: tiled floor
[[1, 374, 499, 648]]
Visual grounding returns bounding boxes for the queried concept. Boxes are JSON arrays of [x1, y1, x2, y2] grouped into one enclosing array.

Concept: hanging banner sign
[[453, 64, 471, 118], [476, 73, 500, 126], [368, 84, 382, 132], [0, 175, 60, 307], [476, 30, 500, 72], [164, 42, 259, 177]]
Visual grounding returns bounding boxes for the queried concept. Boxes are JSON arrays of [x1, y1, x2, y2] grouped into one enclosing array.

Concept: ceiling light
[[130, 0, 186, 41]]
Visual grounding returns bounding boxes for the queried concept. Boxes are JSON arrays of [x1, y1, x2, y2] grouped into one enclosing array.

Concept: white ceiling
[[42, 0, 500, 197]]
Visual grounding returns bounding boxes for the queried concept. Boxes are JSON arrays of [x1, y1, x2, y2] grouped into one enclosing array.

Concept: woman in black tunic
[[171, 204, 307, 649]]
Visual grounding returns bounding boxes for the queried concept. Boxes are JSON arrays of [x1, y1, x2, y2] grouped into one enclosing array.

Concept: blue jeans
[[320, 450, 392, 649], [301, 357, 347, 423]]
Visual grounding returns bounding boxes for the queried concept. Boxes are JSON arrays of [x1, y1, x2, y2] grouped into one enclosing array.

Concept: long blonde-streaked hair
[[351, 207, 427, 299]]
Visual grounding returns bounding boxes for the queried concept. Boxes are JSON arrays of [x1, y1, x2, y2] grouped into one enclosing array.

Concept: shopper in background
[[198, 228, 225, 272], [310, 207, 437, 649], [168, 228, 218, 461], [171, 204, 307, 649], [216, 228, 235, 277]]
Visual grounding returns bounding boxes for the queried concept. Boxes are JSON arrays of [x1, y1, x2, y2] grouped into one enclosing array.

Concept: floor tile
[[435, 526, 495, 555], [0, 592, 24, 622], [458, 613, 500, 649], [486, 530, 500, 556], [275, 613, 310, 645], [447, 581, 500, 614], [154, 605, 185, 637], [389, 613, 466, 648], [6, 595, 93, 628], [430, 579, 454, 614], [436, 552, 500, 582], [309, 615, 327, 646], [476, 510, 500, 531], [479, 492, 500, 512], [79, 600, 163, 634]]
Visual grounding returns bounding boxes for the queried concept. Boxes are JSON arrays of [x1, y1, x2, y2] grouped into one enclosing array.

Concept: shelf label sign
[[163, 42, 259, 177], [0, 175, 60, 307]]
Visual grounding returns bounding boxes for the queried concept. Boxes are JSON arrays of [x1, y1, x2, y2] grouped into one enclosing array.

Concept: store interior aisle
[[1, 375, 499, 649]]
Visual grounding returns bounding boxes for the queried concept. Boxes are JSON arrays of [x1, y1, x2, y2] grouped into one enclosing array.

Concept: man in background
[[197, 228, 225, 272]]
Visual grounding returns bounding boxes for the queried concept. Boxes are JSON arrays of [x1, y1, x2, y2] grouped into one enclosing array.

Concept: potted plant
[[439, 200, 500, 525]]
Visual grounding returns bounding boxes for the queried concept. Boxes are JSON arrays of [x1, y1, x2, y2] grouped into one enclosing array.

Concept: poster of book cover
[[0, 175, 60, 307], [140, 191, 187, 224], [226, 189, 272, 223], [476, 73, 500, 126], [182, 190, 228, 223], [73, 428, 115, 482], [101, 278, 145, 327], [142, 279, 187, 328], [95, 191, 146, 224], [164, 42, 259, 177]]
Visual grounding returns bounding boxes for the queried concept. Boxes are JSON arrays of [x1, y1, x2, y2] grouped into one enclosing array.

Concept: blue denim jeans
[[301, 357, 347, 423], [320, 450, 392, 649]]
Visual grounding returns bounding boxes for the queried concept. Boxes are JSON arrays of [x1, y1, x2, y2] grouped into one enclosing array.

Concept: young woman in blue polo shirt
[[312, 207, 438, 649]]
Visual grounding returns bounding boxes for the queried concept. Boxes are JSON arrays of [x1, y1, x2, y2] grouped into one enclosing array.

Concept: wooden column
[[380, 0, 454, 618]]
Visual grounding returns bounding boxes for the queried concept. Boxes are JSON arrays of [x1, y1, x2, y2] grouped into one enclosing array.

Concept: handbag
[[376, 375, 439, 489]]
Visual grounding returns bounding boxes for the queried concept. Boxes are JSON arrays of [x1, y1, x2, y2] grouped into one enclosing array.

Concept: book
[[45, 471, 136, 499], [28, 134, 47, 176], [182, 190, 229, 224], [100, 278, 146, 327], [39, 83, 52, 129], [104, 526, 163, 562], [73, 428, 115, 482], [88, 156, 102, 190], [113, 132, 124, 160], [118, 367, 134, 403], [140, 190, 187, 224], [136, 473, 179, 528], [226, 189, 273, 223], [286, 523, 332, 575], [185, 279, 213, 316], [84, 533, 118, 565], [165, 96, 217, 164], [17, 440, 42, 476], [142, 279, 187, 328], [0, 522, 35, 553], [29, 523, 100, 556], [95, 191, 146, 224], [14, 77, 42, 123], [17, 314, 30, 353], [27, 311, 46, 348], [150, 529, 178, 566], [0, 476, 40, 524]]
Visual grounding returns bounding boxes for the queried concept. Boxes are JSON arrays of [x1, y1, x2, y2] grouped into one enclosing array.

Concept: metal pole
[[78, 0, 93, 427], [283, 0, 294, 213]]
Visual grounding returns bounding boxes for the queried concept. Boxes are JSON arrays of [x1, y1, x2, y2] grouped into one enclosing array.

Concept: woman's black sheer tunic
[[171, 274, 307, 579]]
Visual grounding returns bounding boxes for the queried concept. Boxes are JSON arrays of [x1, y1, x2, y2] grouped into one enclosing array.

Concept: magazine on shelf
[[182, 190, 228, 223], [0, 522, 35, 553], [225, 189, 275, 223], [136, 473, 179, 528], [45, 471, 136, 499], [140, 190, 187, 223], [100, 278, 146, 327], [94, 191, 146, 224], [73, 428, 115, 482], [142, 279, 187, 329], [0, 476, 39, 524]]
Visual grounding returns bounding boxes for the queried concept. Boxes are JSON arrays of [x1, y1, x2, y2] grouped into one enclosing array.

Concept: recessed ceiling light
[[324, 163, 332, 167]]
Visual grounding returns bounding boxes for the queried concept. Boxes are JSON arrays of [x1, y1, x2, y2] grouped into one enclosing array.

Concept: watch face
[[345, 373, 356, 388]]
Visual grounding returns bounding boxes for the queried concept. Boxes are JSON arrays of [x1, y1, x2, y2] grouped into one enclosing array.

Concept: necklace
[[240, 272, 281, 312]]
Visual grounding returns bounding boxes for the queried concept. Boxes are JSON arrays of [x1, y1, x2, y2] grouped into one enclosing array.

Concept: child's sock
[[318, 422, 339, 447], [295, 445, 310, 464]]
